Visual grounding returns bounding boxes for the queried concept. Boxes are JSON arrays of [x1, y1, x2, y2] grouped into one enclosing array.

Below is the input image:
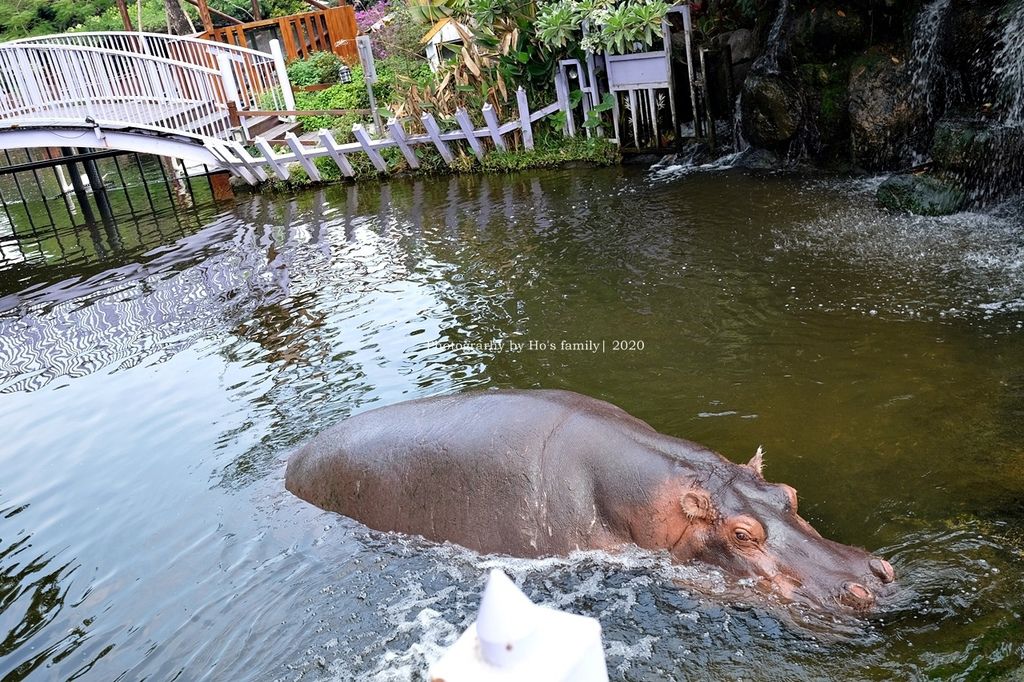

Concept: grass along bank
[[241, 137, 621, 193]]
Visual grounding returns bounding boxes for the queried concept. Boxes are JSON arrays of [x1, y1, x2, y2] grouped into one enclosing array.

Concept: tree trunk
[[165, 0, 196, 35]]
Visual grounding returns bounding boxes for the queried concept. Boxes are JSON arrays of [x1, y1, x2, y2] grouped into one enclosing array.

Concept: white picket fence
[[212, 87, 564, 185]]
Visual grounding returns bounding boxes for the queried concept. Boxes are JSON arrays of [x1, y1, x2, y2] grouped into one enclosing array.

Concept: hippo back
[[285, 389, 655, 555]]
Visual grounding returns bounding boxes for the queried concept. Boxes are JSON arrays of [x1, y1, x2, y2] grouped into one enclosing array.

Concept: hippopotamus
[[286, 389, 895, 612]]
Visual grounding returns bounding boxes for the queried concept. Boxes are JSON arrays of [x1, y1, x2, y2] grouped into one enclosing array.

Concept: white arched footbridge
[[0, 32, 295, 184]]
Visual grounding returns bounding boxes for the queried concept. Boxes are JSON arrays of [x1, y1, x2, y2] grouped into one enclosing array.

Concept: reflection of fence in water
[[0, 148, 226, 270]]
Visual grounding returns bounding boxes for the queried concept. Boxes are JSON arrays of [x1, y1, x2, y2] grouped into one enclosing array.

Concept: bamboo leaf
[[461, 47, 482, 78]]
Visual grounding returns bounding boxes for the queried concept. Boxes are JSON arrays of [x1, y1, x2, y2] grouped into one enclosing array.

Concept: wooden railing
[[199, 7, 358, 63]]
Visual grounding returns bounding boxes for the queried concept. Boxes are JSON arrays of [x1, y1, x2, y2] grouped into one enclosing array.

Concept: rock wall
[[727, 0, 1013, 172], [714, 0, 1023, 212]]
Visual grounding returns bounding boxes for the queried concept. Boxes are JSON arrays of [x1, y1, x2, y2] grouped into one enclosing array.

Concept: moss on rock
[[876, 172, 967, 215]]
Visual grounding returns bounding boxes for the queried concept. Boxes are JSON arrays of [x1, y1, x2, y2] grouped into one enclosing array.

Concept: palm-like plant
[[536, 2, 579, 49], [408, 0, 454, 24]]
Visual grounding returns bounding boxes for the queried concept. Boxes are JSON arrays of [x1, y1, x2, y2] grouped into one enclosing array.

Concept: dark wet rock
[[718, 28, 756, 91], [848, 48, 926, 169], [931, 119, 1024, 203], [944, 0, 1003, 109], [717, 29, 756, 64], [740, 74, 803, 149], [623, 153, 665, 167], [796, 62, 852, 162], [734, 147, 782, 170], [876, 172, 967, 215], [932, 119, 1024, 172], [791, 3, 868, 63]]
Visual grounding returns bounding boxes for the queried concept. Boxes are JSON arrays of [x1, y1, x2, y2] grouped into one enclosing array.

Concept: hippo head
[[672, 448, 895, 612]]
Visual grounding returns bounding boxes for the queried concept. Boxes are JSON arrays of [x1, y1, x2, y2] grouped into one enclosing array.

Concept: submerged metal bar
[[110, 154, 137, 215], [24, 148, 57, 227], [4, 150, 39, 233], [62, 147, 97, 226]]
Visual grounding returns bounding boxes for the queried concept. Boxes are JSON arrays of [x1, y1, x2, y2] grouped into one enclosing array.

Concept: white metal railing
[[0, 42, 233, 140], [8, 32, 286, 111]]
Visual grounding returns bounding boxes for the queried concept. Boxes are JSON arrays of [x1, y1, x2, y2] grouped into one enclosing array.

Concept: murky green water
[[1, 166, 1023, 680]]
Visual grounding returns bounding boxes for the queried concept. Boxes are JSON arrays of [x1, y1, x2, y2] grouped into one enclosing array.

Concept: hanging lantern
[[338, 64, 353, 84]]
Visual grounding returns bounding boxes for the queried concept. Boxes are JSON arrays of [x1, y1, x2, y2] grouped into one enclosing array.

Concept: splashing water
[[995, 2, 1024, 124]]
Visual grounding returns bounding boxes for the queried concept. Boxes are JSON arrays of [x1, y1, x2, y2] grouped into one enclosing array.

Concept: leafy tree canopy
[[0, 0, 319, 42]]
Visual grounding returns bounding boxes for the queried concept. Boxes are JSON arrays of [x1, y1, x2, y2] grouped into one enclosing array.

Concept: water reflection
[[0, 501, 90, 679], [0, 168, 1023, 680]]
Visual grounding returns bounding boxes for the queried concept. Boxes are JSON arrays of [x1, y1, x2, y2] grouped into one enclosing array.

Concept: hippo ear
[[747, 446, 765, 478], [680, 489, 714, 521]]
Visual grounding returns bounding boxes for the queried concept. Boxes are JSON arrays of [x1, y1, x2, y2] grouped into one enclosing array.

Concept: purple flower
[[355, 0, 396, 59]]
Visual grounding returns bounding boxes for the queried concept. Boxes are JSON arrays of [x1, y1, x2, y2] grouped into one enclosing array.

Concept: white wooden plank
[[647, 88, 658, 144], [421, 112, 453, 164], [555, 68, 575, 137], [516, 87, 534, 150], [438, 129, 486, 143], [206, 143, 258, 185], [628, 89, 639, 148], [227, 140, 269, 182], [529, 101, 561, 122], [317, 129, 355, 177], [352, 124, 388, 172], [481, 103, 506, 150], [454, 108, 484, 162], [611, 91, 622, 145], [254, 136, 289, 180], [285, 132, 321, 182], [387, 118, 420, 169]]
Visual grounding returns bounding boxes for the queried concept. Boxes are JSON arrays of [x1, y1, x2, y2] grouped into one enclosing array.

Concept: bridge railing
[[6, 32, 289, 112], [0, 42, 233, 140]]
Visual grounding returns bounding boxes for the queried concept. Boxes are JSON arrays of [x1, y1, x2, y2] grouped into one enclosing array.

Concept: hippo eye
[[733, 529, 754, 544]]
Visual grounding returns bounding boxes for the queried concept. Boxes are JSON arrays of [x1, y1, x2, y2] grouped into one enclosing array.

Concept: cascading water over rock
[[995, 2, 1024, 124], [908, 0, 953, 125], [752, 0, 789, 76]]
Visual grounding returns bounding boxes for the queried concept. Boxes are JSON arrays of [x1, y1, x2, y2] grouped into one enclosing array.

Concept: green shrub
[[293, 71, 372, 133], [287, 51, 344, 87]]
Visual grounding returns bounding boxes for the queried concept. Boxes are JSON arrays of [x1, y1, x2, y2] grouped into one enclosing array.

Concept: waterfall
[[995, 3, 1024, 124], [752, 0, 789, 75], [908, 0, 953, 122], [732, 95, 749, 152]]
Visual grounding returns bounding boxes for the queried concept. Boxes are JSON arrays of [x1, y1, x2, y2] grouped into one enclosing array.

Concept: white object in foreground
[[428, 569, 608, 681]]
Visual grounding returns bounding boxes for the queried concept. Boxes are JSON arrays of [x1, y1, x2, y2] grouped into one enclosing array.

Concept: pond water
[[1, 166, 1023, 680]]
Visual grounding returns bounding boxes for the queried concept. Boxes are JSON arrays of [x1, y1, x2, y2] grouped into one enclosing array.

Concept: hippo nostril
[[842, 582, 874, 607], [870, 558, 895, 584]]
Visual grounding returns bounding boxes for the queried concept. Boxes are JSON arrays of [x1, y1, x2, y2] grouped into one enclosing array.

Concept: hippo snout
[[839, 581, 875, 609], [832, 558, 895, 611], [870, 558, 896, 584]]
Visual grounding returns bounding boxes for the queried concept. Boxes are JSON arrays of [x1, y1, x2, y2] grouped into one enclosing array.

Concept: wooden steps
[[262, 118, 304, 145]]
